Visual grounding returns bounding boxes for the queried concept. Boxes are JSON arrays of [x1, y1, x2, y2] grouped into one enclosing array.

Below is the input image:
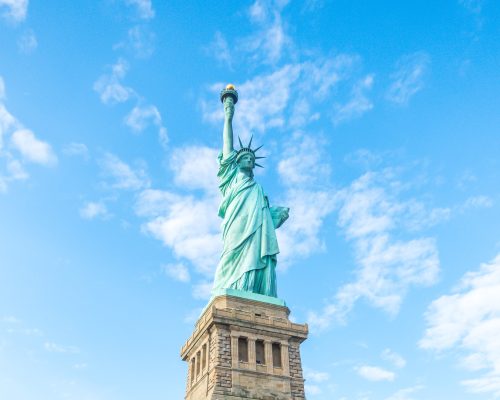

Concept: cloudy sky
[[1, 0, 500, 399]]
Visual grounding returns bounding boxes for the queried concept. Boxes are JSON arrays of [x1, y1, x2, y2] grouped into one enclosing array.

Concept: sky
[[0, 0, 500, 399]]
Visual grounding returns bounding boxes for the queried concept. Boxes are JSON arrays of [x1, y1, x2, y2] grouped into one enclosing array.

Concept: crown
[[236, 135, 265, 168]]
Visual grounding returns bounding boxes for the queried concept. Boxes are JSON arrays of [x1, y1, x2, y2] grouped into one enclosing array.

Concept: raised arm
[[222, 96, 234, 158]]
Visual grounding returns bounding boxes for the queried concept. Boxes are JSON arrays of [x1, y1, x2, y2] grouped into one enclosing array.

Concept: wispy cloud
[[135, 146, 221, 277], [11, 129, 57, 166], [137, 189, 221, 276], [304, 368, 330, 383], [125, 104, 161, 132], [161, 263, 190, 283], [420, 253, 500, 397], [381, 348, 406, 368], [124, 104, 168, 147], [44, 341, 80, 354], [99, 152, 150, 191], [277, 132, 337, 267], [17, 28, 37, 54], [308, 169, 441, 330], [355, 365, 395, 382], [93, 59, 134, 105], [205, 31, 232, 68], [386, 52, 430, 105], [333, 74, 374, 124], [1, 77, 57, 191], [191, 281, 213, 300], [125, 0, 154, 20], [63, 142, 89, 158], [169, 146, 219, 193], [202, 54, 359, 138], [79, 201, 110, 220], [0, 0, 28, 23], [237, 0, 292, 65], [459, 0, 484, 32], [115, 25, 156, 58], [460, 195, 493, 211]]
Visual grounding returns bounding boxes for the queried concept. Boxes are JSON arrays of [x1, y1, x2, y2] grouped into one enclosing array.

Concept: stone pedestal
[[180, 293, 308, 400]]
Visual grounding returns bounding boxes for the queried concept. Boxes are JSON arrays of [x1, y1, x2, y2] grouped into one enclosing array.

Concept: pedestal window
[[272, 343, 282, 368], [255, 340, 265, 365], [238, 337, 248, 362]]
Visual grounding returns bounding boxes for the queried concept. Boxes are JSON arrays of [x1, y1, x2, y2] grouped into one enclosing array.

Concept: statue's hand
[[224, 97, 234, 121]]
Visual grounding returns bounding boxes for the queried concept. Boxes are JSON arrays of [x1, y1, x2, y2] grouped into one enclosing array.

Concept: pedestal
[[180, 292, 308, 400]]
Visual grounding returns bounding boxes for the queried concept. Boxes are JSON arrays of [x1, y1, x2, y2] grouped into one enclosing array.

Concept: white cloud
[[1, 315, 20, 323], [386, 52, 430, 105], [305, 368, 330, 383], [11, 129, 57, 166], [99, 152, 150, 190], [93, 59, 134, 105], [44, 342, 80, 354], [420, 253, 500, 397], [124, 104, 168, 148], [125, 0, 154, 19], [192, 281, 214, 300], [206, 31, 232, 68], [17, 28, 37, 54], [237, 0, 291, 65], [384, 385, 423, 400], [124, 104, 160, 131], [308, 170, 440, 330], [202, 55, 360, 138], [278, 132, 330, 186], [135, 146, 222, 279], [305, 384, 322, 395], [1, 77, 57, 192], [63, 142, 89, 158], [356, 365, 395, 382], [0, 76, 5, 100], [276, 132, 337, 267], [0, 0, 28, 23], [203, 64, 301, 140], [79, 201, 110, 220], [6, 157, 28, 180], [161, 263, 190, 283], [381, 348, 406, 368], [169, 146, 219, 193], [137, 190, 221, 275], [126, 25, 155, 58], [333, 74, 374, 124], [460, 0, 483, 14], [461, 195, 493, 210]]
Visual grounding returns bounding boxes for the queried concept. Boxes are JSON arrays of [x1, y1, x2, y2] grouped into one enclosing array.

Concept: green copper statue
[[212, 85, 289, 298]]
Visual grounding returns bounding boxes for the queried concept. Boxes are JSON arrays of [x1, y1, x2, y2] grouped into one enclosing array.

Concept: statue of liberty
[[212, 85, 289, 298]]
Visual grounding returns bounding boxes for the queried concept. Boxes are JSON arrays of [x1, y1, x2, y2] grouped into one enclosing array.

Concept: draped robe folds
[[212, 150, 279, 297]]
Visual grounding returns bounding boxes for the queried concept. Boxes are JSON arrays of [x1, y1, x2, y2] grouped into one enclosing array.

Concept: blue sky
[[1, 0, 500, 399]]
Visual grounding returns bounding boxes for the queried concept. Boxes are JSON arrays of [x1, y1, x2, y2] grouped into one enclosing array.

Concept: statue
[[212, 85, 289, 298]]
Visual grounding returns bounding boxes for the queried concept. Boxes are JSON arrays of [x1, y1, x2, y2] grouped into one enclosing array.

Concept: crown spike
[[255, 163, 264, 168], [238, 136, 244, 148], [255, 156, 266, 159], [248, 135, 253, 149], [253, 144, 263, 153]]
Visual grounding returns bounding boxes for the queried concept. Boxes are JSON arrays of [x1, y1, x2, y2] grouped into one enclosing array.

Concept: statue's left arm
[[270, 206, 290, 229]]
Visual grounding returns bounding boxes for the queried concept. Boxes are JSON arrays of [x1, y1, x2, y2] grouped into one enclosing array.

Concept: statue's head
[[236, 135, 264, 171], [237, 152, 255, 171]]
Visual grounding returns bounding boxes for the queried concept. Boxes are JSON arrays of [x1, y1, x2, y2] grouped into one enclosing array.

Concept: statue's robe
[[212, 150, 279, 297]]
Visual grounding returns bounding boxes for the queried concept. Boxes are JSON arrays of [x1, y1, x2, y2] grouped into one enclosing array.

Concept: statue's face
[[237, 153, 255, 170]]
